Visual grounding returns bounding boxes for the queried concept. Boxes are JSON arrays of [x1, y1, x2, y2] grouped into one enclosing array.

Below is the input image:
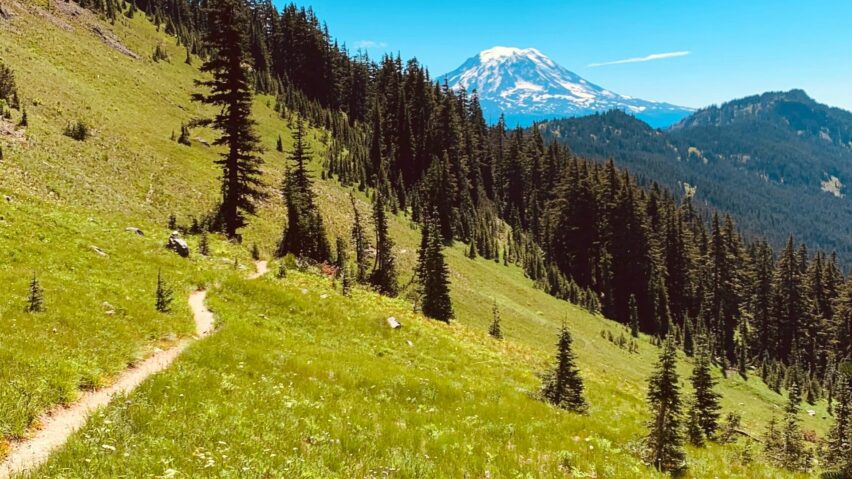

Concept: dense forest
[[70, 0, 852, 474], [538, 96, 852, 265]]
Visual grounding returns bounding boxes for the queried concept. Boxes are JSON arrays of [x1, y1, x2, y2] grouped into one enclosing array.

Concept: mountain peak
[[478, 46, 548, 63], [439, 47, 693, 128]]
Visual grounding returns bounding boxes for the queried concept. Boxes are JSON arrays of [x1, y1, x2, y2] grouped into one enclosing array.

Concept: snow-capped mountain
[[438, 46, 694, 128]]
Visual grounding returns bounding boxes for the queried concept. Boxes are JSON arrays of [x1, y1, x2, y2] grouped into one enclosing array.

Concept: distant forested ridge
[[538, 91, 852, 266]]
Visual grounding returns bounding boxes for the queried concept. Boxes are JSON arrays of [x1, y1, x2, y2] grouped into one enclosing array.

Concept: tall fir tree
[[777, 382, 810, 471], [369, 191, 399, 297], [690, 335, 722, 439], [416, 215, 453, 322], [192, 0, 265, 239], [541, 321, 587, 413], [823, 367, 851, 475], [277, 119, 330, 262], [349, 193, 370, 284], [645, 337, 685, 472], [629, 294, 640, 338], [334, 236, 347, 277]]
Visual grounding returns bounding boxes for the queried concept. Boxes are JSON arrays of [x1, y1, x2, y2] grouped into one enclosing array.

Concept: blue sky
[[276, 0, 852, 110]]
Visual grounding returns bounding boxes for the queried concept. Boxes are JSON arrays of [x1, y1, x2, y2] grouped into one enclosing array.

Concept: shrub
[[63, 120, 90, 141], [0, 62, 17, 103]]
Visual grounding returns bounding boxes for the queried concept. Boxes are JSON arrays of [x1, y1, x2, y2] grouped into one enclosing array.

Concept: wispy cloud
[[355, 40, 388, 49], [588, 51, 690, 67]]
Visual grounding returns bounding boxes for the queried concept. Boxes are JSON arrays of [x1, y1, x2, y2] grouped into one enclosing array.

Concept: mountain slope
[[539, 91, 852, 264], [0, 2, 831, 478], [439, 46, 693, 127]]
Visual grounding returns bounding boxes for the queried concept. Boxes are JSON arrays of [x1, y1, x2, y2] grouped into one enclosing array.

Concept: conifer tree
[[155, 271, 173, 313], [277, 119, 330, 262], [489, 299, 503, 339], [629, 294, 639, 338], [335, 236, 347, 276], [198, 232, 210, 256], [645, 337, 685, 472], [541, 321, 587, 413], [823, 368, 851, 474], [349, 193, 369, 283], [192, 0, 266, 239], [691, 335, 722, 439], [251, 243, 260, 260], [26, 275, 44, 313], [341, 265, 352, 296], [18, 107, 27, 127], [369, 191, 399, 297], [417, 215, 453, 322], [683, 316, 695, 356], [276, 134, 283, 152], [686, 399, 705, 446], [776, 382, 810, 471]]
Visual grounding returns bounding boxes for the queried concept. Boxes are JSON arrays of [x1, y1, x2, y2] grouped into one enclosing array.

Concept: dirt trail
[[0, 262, 267, 478], [248, 260, 268, 280]]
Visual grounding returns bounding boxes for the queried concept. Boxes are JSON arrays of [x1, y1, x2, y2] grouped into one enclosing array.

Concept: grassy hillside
[[0, 1, 830, 477]]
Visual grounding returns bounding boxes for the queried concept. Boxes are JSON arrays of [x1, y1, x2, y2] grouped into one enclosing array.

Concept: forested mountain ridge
[[539, 91, 852, 265]]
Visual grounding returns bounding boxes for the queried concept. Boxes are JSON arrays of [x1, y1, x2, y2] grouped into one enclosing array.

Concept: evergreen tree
[[198, 232, 210, 256], [417, 215, 453, 322], [341, 265, 352, 296], [276, 134, 283, 152], [776, 382, 810, 471], [645, 337, 685, 472], [349, 193, 369, 283], [489, 299, 503, 339], [772, 237, 810, 363], [18, 107, 27, 127], [26, 275, 44, 313], [823, 367, 851, 474], [686, 399, 705, 446], [277, 119, 330, 262], [541, 321, 587, 413], [192, 0, 266, 239], [629, 294, 640, 338], [691, 335, 722, 439], [369, 191, 399, 296], [834, 278, 852, 361], [155, 271, 173, 313], [335, 236, 347, 276]]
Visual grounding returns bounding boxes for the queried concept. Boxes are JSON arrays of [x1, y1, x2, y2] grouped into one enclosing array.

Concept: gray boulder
[[125, 227, 144, 236], [166, 231, 190, 257]]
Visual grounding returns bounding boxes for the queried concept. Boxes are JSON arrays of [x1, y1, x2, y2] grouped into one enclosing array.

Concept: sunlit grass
[[0, 1, 830, 476]]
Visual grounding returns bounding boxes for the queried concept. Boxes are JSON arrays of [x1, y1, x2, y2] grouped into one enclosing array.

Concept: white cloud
[[355, 40, 388, 49], [588, 51, 690, 68]]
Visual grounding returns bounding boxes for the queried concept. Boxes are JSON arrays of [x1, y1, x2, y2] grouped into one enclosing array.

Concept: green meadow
[[0, 1, 829, 476]]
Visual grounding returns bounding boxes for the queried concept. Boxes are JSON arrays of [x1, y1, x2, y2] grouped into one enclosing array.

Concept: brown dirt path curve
[[0, 261, 267, 478]]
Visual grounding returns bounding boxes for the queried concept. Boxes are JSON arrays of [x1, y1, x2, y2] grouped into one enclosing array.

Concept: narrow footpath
[[0, 261, 268, 478]]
